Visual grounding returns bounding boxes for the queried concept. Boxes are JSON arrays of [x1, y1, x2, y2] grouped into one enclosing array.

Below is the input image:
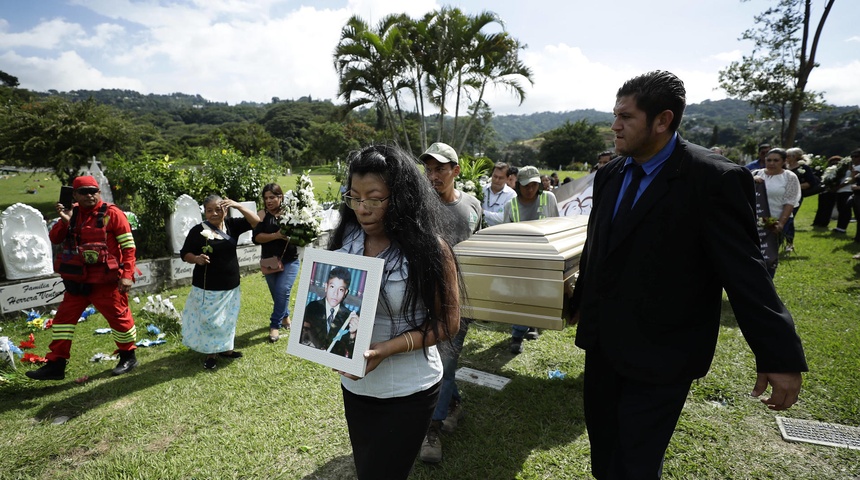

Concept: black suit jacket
[[571, 137, 807, 384], [301, 299, 355, 357]]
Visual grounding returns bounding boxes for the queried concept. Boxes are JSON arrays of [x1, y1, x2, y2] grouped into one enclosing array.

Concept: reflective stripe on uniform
[[115, 232, 135, 249], [112, 325, 137, 344], [511, 192, 548, 223], [51, 323, 76, 341]]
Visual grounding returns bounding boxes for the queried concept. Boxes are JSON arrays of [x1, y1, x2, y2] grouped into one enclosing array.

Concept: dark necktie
[[613, 164, 646, 225], [327, 308, 335, 333]]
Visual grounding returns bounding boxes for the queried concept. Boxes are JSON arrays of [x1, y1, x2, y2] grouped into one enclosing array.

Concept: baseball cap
[[517, 166, 541, 185], [419, 142, 459, 165], [72, 176, 99, 190]]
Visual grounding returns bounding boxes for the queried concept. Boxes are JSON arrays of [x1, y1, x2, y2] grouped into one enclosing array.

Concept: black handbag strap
[[203, 221, 237, 246]]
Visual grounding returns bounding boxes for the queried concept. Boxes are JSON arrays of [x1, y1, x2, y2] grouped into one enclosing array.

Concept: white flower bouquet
[[279, 173, 323, 247]]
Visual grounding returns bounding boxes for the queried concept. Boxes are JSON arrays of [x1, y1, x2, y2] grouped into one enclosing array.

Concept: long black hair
[[329, 144, 460, 347]]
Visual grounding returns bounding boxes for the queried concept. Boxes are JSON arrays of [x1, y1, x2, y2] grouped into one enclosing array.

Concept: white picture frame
[[286, 248, 384, 377]]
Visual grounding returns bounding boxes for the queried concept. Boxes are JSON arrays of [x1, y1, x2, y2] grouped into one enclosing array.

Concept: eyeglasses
[[343, 195, 389, 210], [76, 187, 100, 195]]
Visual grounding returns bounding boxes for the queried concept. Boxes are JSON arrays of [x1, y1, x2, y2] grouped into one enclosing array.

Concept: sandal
[[218, 351, 243, 359], [269, 328, 280, 343]]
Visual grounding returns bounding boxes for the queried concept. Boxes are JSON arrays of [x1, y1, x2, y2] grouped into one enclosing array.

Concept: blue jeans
[[432, 319, 469, 421], [783, 198, 804, 244], [264, 258, 300, 329]]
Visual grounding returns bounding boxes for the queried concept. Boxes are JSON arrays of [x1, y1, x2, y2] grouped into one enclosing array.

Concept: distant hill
[[491, 109, 614, 143], [36, 88, 860, 155], [491, 98, 859, 148]]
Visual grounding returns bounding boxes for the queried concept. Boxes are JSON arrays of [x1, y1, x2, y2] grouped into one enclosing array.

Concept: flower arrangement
[[279, 173, 323, 247], [821, 157, 852, 191], [455, 155, 493, 203], [456, 179, 479, 199]]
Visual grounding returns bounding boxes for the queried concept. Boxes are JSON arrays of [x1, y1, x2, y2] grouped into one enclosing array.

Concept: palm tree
[[333, 14, 413, 151], [455, 31, 533, 153]]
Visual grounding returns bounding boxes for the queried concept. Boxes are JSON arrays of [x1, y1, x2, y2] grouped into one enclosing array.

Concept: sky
[[1, 0, 858, 115]]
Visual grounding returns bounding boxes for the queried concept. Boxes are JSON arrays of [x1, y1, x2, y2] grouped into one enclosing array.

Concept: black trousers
[[584, 348, 692, 480], [343, 382, 440, 480], [812, 191, 836, 227], [835, 192, 854, 230]]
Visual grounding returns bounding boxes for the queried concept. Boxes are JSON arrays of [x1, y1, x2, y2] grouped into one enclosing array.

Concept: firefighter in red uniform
[[26, 176, 139, 380]]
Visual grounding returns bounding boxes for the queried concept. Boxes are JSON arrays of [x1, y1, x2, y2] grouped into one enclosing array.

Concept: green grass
[[1, 196, 859, 479], [0, 171, 64, 220]]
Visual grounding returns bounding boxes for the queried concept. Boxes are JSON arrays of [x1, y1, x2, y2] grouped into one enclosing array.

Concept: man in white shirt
[[482, 162, 517, 226]]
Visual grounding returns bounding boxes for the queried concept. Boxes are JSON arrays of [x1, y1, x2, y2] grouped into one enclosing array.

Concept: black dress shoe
[[112, 350, 138, 376], [25, 358, 67, 381]]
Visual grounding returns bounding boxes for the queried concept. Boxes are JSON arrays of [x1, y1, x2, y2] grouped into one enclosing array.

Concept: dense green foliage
[[538, 120, 608, 170], [107, 145, 279, 258], [0, 96, 142, 185]]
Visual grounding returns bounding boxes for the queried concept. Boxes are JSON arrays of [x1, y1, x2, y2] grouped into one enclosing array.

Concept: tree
[[208, 122, 279, 158], [0, 96, 140, 184], [333, 9, 532, 154], [0, 70, 19, 88], [538, 120, 607, 169], [718, 0, 835, 147], [333, 14, 414, 151]]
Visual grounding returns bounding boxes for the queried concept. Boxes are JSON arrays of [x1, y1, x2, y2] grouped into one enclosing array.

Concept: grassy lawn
[[1, 192, 859, 479]]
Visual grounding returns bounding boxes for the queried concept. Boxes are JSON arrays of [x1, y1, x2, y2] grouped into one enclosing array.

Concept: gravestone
[[0, 203, 54, 279], [229, 201, 257, 245], [168, 194, 202, 255], [86, 157, 114, 203]]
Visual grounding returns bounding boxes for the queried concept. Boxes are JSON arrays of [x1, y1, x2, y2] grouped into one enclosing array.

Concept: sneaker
[[784, 244, 794, 253], [525, 327, 540, 341], [112, 350, 138, 376], [419, 421, 443, 463], [25, 358, 67, 381], [441, 401, 465, 433], [203, 357, 217, 369], [510, 336, 524, 354]]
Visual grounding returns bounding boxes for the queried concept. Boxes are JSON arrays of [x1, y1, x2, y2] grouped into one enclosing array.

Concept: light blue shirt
[[613, 133, 678, 219], [337, 225, 442, 398]]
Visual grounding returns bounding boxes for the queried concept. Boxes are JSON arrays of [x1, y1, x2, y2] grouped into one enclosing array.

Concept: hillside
[[23, 88, 860, 156]]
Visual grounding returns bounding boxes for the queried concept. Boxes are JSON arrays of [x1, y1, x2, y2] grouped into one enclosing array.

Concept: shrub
[[189, 142, 280, 203], [108, 153, 190, 259], [107, 144, 279, 259]]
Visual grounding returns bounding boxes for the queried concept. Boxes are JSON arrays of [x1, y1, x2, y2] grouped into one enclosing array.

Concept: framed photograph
[[286, 248, 384, 377]]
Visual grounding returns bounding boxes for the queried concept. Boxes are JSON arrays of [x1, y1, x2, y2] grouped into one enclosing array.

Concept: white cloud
[[709, 50, 743, 63], [809, 60, 860, 106], [846, 35, 860, 43], [0, 19, 85, 49], [73, 23, 125, 48], [1, 50, 144, 92], [4, 1, 857, 113]]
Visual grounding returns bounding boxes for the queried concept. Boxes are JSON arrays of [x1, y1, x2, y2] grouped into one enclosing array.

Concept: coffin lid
[[454, 216, 587, 262]]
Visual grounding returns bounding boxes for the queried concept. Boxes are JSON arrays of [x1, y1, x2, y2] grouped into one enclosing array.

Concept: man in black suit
[[570, 71, 807, 479], [300, 267, 357, 358]]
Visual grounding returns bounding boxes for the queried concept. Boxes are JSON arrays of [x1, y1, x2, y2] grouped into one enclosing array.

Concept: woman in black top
[[180, 194, 259, 369], [253, 183, 301, 342]]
